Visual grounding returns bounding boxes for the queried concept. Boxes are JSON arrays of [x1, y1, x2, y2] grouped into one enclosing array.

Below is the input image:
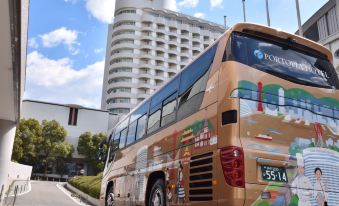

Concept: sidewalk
[[1, 179, 31, 206]]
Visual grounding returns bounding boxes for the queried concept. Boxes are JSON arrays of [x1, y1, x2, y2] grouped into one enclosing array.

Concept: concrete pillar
[[336, 0, 339, 25], [0, 119, 16, 203]]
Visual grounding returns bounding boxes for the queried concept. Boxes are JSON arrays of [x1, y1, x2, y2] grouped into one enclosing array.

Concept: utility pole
[[224, 16, 227, 28], [242, 0, 247, 22], [265, 0, 271, 26], [295, 0, 303, 36]]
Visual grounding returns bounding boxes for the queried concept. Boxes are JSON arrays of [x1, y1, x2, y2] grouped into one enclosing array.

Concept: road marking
[[56, 183, 90, 206]]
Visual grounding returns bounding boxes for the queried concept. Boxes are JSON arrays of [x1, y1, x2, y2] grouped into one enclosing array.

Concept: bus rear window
[[231, 32, 339, 89]]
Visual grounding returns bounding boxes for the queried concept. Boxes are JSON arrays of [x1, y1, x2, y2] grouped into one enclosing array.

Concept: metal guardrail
[[1, 179, 30, 206]]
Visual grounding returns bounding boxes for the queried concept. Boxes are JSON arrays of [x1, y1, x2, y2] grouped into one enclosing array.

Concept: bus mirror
[[98, 140, 107, 162], [97, 147, 106, 162]]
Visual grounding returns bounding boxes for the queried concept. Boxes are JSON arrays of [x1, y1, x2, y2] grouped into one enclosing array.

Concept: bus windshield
[[232, 32, 339, 89]]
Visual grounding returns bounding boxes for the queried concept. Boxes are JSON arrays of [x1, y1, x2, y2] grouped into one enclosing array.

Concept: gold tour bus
[[99, 23, 339, 206]]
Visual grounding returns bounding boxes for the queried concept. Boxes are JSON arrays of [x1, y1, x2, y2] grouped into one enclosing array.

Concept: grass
[[68, 173, 102, 199]]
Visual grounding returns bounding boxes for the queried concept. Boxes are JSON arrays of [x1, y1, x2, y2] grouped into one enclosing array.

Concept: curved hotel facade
[[101, 0, 225, 114]]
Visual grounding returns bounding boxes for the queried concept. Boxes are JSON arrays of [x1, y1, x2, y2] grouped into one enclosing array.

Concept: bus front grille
[[189, 152, 213, 202]]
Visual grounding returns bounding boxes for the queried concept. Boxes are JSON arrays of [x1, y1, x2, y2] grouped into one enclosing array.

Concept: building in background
[[300, 0, 339, 73], [101, 0, 225, 114], [22, 100, 119, 176]]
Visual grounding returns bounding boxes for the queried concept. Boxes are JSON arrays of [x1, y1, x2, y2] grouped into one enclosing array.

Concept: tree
[[39, 120, 73, 176], [12, 118, 43, 167], [77, 132, 107, 175]]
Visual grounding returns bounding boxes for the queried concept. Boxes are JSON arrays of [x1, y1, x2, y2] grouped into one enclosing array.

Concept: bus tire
[[105, 185, 114, 206], [148, 179, 166, 206]]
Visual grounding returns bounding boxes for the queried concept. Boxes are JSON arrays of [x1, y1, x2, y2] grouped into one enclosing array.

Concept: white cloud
[[85, 0, 115, 23], [166, 0, 177, 11], [178, 0, 199, 8], [94, 48, 103, 54], [64, 0, 78, 4], [25, 51, 104, 108], [28, 38, 39, 49], [39, 27, 80, 55], [194, 12, 205, 19], [210, 0, 223, 9]]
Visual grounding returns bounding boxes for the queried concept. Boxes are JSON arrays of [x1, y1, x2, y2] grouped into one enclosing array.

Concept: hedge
[[68, 173, 102, 199]]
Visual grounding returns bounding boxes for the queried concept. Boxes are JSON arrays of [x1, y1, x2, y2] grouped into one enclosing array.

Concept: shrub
[[69, 173, 102, 199]]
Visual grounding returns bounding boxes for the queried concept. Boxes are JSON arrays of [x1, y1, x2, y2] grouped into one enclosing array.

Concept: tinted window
[[136, 114, 147, 140], [126, 120, 137, 145], [179, 43, 218, 95], [130, 101, 149, 123], [151, 76, 180, 108], [118, 128, 128, 148], [112, 131, 120, 153], [147, 106, 161, 133], [177, 69, 210, 120], [232, 32, 339, 89], [161, 92, 177, 126]]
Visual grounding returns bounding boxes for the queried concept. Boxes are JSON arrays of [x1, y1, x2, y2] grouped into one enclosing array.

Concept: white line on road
[[56, 183, 90, 206]]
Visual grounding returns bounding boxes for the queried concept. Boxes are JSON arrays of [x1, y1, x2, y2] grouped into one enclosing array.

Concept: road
[[12, 181, 80, 206]]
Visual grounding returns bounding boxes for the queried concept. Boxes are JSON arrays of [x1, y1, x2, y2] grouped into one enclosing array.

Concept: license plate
[[261, 165, 288, 182]]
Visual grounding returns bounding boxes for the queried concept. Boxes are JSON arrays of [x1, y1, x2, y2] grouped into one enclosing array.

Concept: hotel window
[[68, 107, 78, 126]]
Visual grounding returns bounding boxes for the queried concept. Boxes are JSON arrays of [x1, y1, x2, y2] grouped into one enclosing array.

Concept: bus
[[99, 23, 339, 206]]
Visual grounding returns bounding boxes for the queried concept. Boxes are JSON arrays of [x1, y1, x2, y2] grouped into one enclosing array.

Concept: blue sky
[[25, 0, 328, 109]]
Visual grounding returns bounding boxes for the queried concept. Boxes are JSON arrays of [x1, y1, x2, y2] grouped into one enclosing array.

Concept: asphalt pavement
[[11, 181, 80, 206]]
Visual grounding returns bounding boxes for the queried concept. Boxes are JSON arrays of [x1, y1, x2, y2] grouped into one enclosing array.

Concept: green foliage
[[12, 119, 73, 176], [289, 144, 301, 156], [77, 132, 107, 175], [253, 200, 271, 206], [39, 120, 73, 175], [12, 118, 43, 165], [289, 194, 299, 206], [68, 173, 102, 199]]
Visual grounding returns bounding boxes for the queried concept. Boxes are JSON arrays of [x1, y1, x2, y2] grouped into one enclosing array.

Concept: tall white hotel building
[[101, 0, 225, 114]]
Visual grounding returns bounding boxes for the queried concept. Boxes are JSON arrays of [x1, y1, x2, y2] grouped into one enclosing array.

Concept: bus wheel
[[106, 186, 114, 206], [148, 179, 165, 206]]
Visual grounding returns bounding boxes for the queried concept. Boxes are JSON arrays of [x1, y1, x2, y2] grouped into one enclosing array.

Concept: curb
[[65, 183, 100, 206]]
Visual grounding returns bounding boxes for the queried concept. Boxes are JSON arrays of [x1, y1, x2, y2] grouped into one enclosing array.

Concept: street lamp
[[242, 0, 247, 22], [265, 0, 271, 26], [295, 0, 303, 36]]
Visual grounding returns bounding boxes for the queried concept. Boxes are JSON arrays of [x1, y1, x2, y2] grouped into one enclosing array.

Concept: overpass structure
[[0, 0, 29, 204]]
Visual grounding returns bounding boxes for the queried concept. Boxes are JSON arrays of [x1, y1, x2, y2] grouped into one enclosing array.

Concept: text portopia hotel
[[101, 0, 225, 114]]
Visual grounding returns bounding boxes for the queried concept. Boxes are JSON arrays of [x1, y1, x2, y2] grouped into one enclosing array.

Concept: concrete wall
[[8, 162, 32, 182]]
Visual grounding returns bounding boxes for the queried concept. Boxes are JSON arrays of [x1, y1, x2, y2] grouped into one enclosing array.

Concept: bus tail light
[[220, 146, 245, 188]]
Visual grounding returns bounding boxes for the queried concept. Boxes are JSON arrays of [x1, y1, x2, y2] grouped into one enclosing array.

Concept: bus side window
[[147, 104, 161, 134], [177, 43, 218, 120], [177, 70, 210, 120], [119, 127, 128, 149], [109, 132, 120, 163], [222, 37, 233, 62], [126, 120, 137, 146], [136, 114, 147, 140], [161, 92, 177, 127]]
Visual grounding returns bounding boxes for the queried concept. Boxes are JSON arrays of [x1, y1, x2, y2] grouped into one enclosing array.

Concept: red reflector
[[220, 146, 245, 188]]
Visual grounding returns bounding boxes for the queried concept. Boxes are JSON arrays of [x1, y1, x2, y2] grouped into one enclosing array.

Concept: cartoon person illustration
[[176, 161, 185, 203], [291, 153, 312, 206], [314, 167, 328, 206], [165, 168, 173, 202]]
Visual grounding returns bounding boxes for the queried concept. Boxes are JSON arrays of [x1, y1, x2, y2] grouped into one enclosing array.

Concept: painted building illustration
[[194, 119, 211, 148], [238, 80, 339, 135]]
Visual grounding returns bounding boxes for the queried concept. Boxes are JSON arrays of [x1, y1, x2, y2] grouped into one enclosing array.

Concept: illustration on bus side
[[164, 119, 216, 204], [237, 80, 338, 206]]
